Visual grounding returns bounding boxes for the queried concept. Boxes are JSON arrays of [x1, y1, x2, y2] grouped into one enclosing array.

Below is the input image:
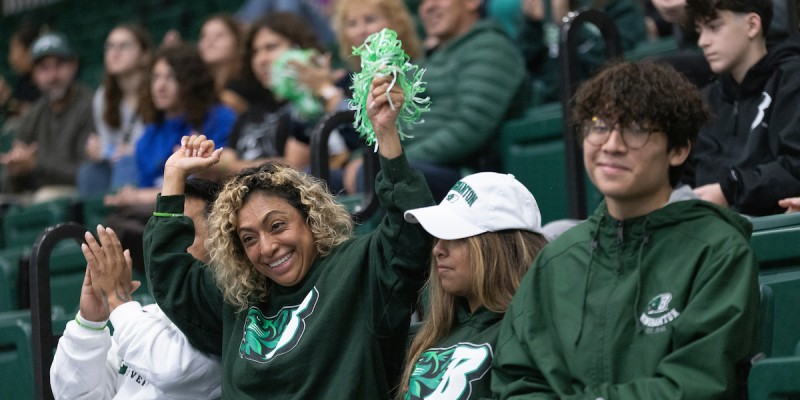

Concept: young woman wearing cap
[[399, 173, 549, 400]]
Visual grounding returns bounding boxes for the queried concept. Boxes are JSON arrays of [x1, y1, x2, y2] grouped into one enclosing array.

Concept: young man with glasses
[[492, 61, 761, 399]]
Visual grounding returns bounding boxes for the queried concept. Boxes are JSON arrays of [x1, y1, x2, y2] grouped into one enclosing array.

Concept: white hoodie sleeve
[[108, 302, 222, 399], [50, 313, 120, 400]]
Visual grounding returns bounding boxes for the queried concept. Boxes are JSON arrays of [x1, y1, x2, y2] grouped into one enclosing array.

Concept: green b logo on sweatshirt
[[405, 342, 492, 400], [640, 292, 681, 332], [239, 287, 319, 363]]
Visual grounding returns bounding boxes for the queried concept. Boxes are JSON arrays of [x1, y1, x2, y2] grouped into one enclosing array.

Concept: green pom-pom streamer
[[270, 49, 324, 120], [349, 28, 430, 151]]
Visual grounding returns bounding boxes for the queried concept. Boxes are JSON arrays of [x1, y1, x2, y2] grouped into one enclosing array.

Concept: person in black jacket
[[682, 0, 800, 216]]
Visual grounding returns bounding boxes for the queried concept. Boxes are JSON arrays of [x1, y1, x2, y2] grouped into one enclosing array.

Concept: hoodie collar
[[455, 299, 503, 328]]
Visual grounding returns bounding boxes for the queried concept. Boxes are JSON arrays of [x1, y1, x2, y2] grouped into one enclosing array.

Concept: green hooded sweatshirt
[[143, 154, 435, 399], [403, 302, 503, 400], [492, 199, 760, 399]]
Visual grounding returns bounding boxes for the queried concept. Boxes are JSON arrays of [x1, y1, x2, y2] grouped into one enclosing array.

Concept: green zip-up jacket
[[404, 302, 503, 400], [404, 18, 527, 168], [143, 153, 435, 399], [492, 200, 760, 399]]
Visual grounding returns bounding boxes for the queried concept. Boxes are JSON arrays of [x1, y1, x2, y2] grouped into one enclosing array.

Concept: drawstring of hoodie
[[633, 219, 650, 334], [575, 216, 603, 347]]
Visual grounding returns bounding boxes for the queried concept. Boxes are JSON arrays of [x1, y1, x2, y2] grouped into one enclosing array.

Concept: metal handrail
[[29, 222, 86, 400], [559, 8, 623, 219], [309, 110, 381, 222]]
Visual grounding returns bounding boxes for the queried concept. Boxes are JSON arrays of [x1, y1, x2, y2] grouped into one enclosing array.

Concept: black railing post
[[309, 110, 381, 222], [559, 8, 622, 219], [30, 222, 86, 400]]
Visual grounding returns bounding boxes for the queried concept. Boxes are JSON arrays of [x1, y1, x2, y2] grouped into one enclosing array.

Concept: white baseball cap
[[405, 172, 543, 240]]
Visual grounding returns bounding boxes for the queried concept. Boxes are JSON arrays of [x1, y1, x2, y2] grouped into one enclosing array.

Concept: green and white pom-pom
[[270, 49, 324, 120], [349, 28, 430, 150]]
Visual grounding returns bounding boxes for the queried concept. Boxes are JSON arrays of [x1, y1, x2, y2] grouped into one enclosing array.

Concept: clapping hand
[[80, 225, 141, 320]]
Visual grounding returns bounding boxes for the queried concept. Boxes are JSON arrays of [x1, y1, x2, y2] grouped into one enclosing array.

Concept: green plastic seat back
[[0, 310, 34, 400]]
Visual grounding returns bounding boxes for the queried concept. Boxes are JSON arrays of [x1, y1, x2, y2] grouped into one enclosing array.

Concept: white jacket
[[50, 302, 222, 399]]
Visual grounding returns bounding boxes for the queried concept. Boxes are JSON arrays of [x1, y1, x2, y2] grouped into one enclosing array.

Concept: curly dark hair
[[686, 0, 773, 37], [242, 11, 323, 84], [141, 43, 218, 129], [572, 61, 711, 186]]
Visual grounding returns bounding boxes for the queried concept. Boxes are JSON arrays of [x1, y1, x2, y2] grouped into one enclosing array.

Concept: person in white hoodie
[[50, 179, 222, 400]]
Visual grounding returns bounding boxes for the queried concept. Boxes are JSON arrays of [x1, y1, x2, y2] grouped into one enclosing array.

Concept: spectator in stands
[[0, 21, 41, 128], [0, 32, 94, 202], [491, 61, 760, 399], [198, 12, 324, 181], [77, 24, 153, 198], [104, 43, 235, 209], [652, 0, 694, 44], [285, 0, 422, 116], [198, 14, 252, 115], [51, 178, 222, 399], [344, 0, 528, 200], [329, 0, 422, 88], [102, 43, 234, 272], [517, 0, 648, 104], [644, 0, 675, 39], [144, 75, 434, 398], [319, 0, 422, 190], [649, 0, 715, 88], [234, 0, 336, 48], [682, 0, 800, 216], [399, 172, 548, 399]]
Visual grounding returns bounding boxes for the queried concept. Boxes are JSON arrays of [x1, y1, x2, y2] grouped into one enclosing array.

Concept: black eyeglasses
[[581, 117, 656, 149]]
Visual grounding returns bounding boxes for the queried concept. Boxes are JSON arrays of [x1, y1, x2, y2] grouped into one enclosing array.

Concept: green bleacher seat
[[0, 310, 34, 400], [500, 103, 566, 223], [750, 213, 800, 358], [756, 270, 800, 358], [48, 242, 90, 317], [751, 212, 800, 267], [748, 340, 800, 400], [759, 284, 774, 358], [80, 196, 113, 231], [0, 308, 76, 400], [2, 198, 75, 250], [0, 247, 31, 312], [498, 102, 602, 222]]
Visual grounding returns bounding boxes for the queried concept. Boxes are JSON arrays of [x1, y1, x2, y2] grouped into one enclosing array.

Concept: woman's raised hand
[[367, 75, 405, 159], [162, 134, 222, 195]]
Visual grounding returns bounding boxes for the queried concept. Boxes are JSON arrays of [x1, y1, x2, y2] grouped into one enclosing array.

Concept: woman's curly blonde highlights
[[206, 163, 353, 310]]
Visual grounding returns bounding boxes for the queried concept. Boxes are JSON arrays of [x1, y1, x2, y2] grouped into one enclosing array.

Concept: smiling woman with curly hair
[[206, 162, 354, 308], [143, 75, 435, 399]]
